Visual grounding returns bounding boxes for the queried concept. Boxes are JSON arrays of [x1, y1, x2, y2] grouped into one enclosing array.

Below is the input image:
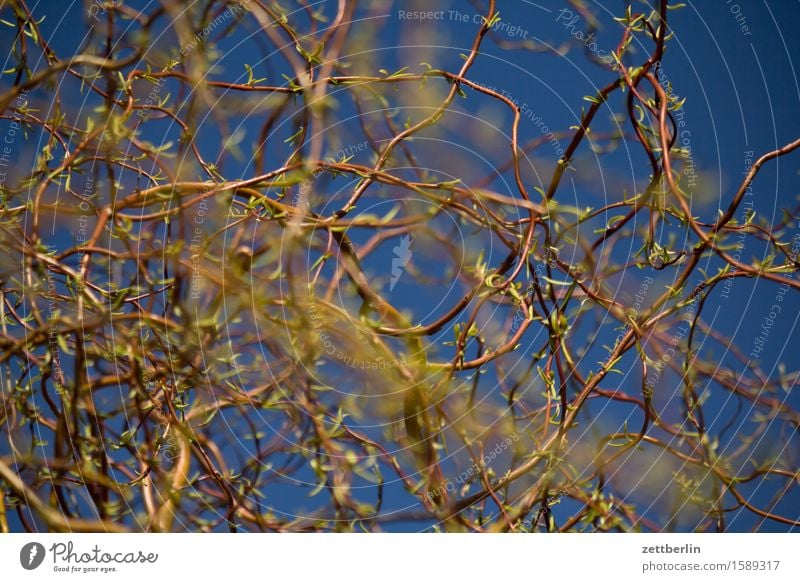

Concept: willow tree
[[0, 0, 798, 532]]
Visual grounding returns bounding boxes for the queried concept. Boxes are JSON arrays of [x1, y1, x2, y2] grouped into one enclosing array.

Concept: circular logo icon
[[20, 542, 46, 570]]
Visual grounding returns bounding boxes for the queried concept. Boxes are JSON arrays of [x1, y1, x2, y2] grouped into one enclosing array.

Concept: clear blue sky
[[1, 1, 798, 532]]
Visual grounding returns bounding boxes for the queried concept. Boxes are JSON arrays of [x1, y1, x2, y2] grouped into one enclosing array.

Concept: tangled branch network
[[0, 0, 799, 532]]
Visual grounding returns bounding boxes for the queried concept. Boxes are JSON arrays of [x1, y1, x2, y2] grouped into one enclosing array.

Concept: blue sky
[[1, 1, 798, 532]]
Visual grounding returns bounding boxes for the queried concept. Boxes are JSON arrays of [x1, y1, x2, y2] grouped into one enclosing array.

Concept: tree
[[0, 0, 798, 532]]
